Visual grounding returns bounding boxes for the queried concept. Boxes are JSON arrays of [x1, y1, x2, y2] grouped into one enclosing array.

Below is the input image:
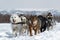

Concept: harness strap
[[12, 22, 25, 24]]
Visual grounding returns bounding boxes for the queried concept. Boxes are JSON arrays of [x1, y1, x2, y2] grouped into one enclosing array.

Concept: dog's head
[[30, 15, 38, 26], [20, 16, 27, 22], [10, 14, 22, 23]]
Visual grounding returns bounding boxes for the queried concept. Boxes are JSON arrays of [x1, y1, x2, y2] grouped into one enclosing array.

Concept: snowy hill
[[0, 22, 60, 40], [0, 9, 60, 16], [48, 9, 60, 16]]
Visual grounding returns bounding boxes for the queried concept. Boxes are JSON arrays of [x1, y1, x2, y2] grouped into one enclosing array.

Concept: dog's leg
[[34, 29, 37, 35], [38, 19, 41, 33], [34, 27, 38, 35], [50, 26, 53, 30], [40, 27, 44, 32], [13, 26, 18, 37], [19, 28, 22, 36], [29, 27, 33, 36], [38, 27, 40, 34], [26, 26, 29, 35], [47, 26, 49, 31], [38, 24, 41, 34], [14, 31, 17, 37], [13, 29, 17, 37]]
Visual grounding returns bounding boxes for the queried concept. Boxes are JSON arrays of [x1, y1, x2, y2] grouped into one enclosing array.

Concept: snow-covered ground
[[0, 22, 60, 40]]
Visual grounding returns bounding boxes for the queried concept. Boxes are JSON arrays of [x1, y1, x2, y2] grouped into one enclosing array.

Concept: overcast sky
[[0, 0, 60, 10]]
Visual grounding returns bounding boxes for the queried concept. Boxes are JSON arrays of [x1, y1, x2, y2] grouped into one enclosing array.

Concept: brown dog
[[29, 15, 41, 36]]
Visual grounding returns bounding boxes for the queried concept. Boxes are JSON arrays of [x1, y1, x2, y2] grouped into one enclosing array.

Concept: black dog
[[38, 15, 49, 32]]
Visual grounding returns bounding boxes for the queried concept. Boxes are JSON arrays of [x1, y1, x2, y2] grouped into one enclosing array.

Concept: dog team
[[10, 12, 54, 37]]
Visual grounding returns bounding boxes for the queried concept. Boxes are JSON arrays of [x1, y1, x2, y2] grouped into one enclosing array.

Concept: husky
[[10, 14, 29, 37], [10, 14, 22, 37], [19, 15, 29, 36]]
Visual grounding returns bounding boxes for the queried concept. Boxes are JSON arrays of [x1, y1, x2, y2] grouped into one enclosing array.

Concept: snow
[[0, 22, 60, 40]]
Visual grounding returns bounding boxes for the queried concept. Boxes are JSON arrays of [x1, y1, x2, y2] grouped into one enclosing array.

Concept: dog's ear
[[16, 13, 22, 17]]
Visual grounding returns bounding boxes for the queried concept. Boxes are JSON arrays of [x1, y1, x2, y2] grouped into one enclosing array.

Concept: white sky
[[0, 0, 60, 10]]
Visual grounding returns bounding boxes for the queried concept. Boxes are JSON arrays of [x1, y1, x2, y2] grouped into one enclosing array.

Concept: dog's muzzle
[[13, 19, 16, 23]]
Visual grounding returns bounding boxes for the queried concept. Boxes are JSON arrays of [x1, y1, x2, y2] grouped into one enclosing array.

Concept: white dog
[[10, 14, 22, 37], [10, 14, 29, 37]]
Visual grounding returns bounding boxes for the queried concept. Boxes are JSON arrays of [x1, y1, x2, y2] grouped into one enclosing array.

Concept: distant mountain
[[48, 9, 60, 16], [0, 9, 60, 16], [0, 10, 9, 15]]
